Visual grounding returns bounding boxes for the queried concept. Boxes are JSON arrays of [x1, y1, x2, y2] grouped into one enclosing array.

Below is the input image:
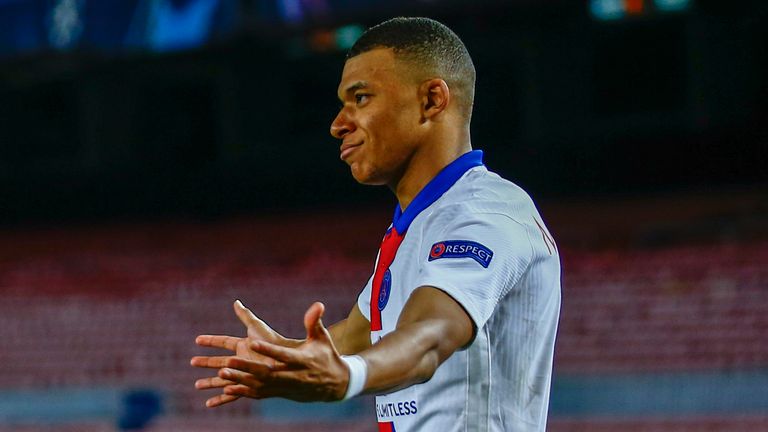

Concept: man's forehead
[[337, 48, 400, 93]]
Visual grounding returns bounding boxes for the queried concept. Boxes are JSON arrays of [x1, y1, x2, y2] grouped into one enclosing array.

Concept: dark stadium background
[[0, 0, 766, 431]]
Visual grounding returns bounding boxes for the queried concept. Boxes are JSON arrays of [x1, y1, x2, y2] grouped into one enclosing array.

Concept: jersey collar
[[391, 150, 484, 234]]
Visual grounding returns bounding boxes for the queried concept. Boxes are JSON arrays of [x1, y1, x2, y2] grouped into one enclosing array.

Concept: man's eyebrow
[[337, 81, 369, 101]]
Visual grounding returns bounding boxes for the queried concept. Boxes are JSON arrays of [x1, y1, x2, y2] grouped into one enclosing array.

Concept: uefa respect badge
[[428, 240, 493, 268]]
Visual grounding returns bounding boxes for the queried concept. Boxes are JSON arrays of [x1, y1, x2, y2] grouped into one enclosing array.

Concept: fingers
[[191, 355, 237, 369], [224, 383, 282, 400], [205, 393, 240, 408], [303, 302, 327, 341], [195, 376, 243, 408], [218, 367, 271, 393], [192, 355, 277, 373], [234, 300, 259, 327], [195, 335, 241, 351], [206, 368, 310, 402], [251, 340, 304, 365], [195, 376, 235, 390], [224, 357, 276, 376], [223, 383, 262, 398], [217, 369, 284, 400]]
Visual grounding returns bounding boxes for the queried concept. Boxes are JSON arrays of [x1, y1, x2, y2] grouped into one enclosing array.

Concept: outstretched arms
[[191, 298, 372, 406], [212, 301, 350, 402], [191, 286, 474, 403]]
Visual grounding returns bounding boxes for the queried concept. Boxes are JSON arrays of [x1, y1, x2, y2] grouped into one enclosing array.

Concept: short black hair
[[348, 17, 476, 121]]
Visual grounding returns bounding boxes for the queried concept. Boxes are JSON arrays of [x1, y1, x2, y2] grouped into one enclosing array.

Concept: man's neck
[[392, 138, 472, 212]]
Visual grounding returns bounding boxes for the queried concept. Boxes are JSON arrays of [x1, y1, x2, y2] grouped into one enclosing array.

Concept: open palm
[[191, 300, 299, 407]]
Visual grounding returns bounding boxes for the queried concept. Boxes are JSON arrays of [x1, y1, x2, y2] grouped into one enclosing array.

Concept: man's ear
[[420, 78, 450, 120]]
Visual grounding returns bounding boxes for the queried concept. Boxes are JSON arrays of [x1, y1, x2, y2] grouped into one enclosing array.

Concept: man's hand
[[191, 300, 300, 407], [215, 302, 351, 402], [193, 285, 474, 407]]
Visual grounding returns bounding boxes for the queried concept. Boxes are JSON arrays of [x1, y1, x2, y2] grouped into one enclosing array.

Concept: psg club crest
[[377, 269, 392, 311]]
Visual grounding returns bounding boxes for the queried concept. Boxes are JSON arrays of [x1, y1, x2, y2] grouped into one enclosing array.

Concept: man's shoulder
[[436, 166, 537, 220]]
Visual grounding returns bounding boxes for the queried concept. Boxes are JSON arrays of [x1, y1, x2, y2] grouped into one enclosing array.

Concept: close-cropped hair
[[348, 17, 476, 121]]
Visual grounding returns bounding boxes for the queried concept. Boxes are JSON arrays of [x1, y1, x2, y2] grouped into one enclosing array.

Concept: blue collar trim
[[392, 150, 484, 234]]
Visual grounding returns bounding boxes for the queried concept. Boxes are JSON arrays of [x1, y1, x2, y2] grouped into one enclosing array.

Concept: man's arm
[[214, 286, 474, 401], [328, 304, 372, 356], [355, 286, 473, 394], [191, 299, 372, 406]]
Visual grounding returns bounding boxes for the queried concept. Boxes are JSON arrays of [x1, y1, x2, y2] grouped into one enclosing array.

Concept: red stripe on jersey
[[378, 421, 396, 432], [370, 228, 405, 331]]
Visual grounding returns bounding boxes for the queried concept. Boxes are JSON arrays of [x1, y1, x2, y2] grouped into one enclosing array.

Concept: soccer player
[[192, 17, 561, 431]]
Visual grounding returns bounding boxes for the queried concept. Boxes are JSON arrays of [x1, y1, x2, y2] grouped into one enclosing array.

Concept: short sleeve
[[357, 274, 373, 321], [415, 210, 533, 330]]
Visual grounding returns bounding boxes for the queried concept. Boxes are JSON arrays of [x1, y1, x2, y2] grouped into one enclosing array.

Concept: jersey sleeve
[[357, 274, 373, 321], [414, 207, 533, 330]]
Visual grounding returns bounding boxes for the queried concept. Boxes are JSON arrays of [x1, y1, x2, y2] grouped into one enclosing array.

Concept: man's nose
[[330, 110, 354, 139]]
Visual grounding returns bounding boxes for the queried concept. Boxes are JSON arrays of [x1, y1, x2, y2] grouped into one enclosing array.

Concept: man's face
[[330, 48, 422, 186]]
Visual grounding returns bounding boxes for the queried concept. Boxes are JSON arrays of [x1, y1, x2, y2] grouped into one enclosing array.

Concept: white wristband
[[340, 355, 368, 401]]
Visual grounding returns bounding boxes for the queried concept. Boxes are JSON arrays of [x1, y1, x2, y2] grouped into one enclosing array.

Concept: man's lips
[[340, 142, 362, 160]]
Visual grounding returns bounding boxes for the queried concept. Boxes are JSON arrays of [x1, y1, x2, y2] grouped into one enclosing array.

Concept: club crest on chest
[[377, 269, 392, 311]]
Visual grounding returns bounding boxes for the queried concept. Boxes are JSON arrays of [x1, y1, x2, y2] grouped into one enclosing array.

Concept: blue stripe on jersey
[[392, 150, 484, 234]]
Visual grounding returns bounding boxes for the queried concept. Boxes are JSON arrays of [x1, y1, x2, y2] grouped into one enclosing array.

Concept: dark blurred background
[[1, 0, 765, 224], [1, 0, 767, 431]]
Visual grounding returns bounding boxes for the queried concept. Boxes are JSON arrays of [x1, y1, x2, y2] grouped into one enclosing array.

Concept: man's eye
[[355, 94, 369, 104]]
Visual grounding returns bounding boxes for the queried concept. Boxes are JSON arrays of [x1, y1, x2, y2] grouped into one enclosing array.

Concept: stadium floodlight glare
[[591, 0, 691, 21], [335, 25, 365, 51], [654, 0, 691, 12], [590, 0, 625, 21], [48, 0, 85, 50]]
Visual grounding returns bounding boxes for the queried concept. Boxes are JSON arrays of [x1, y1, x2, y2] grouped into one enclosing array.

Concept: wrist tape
[[340, 355, 368, 400]]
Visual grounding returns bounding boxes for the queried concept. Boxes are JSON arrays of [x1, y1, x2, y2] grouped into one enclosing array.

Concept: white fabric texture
[[356, 166, 561, 432]]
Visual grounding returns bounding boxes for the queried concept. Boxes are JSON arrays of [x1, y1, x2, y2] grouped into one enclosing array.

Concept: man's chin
[[350, 166, 385, 186]]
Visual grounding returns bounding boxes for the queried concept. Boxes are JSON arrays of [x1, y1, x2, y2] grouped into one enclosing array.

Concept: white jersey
[[356, 150, 561, 432]]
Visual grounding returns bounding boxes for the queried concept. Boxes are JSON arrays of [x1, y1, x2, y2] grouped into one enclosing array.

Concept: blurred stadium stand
[[1, 192, 767, 430], [1, 0, 767, 431]]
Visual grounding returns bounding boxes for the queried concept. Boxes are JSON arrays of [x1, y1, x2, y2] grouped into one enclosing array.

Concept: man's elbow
[[414, 349, 441, 384]]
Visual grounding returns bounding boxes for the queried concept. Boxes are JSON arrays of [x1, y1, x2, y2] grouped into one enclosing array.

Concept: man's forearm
[[329, 305, 372, 356], [328, 318, 349, 353], [357, 320, 448, 395], [354, 286, 474, 396]]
